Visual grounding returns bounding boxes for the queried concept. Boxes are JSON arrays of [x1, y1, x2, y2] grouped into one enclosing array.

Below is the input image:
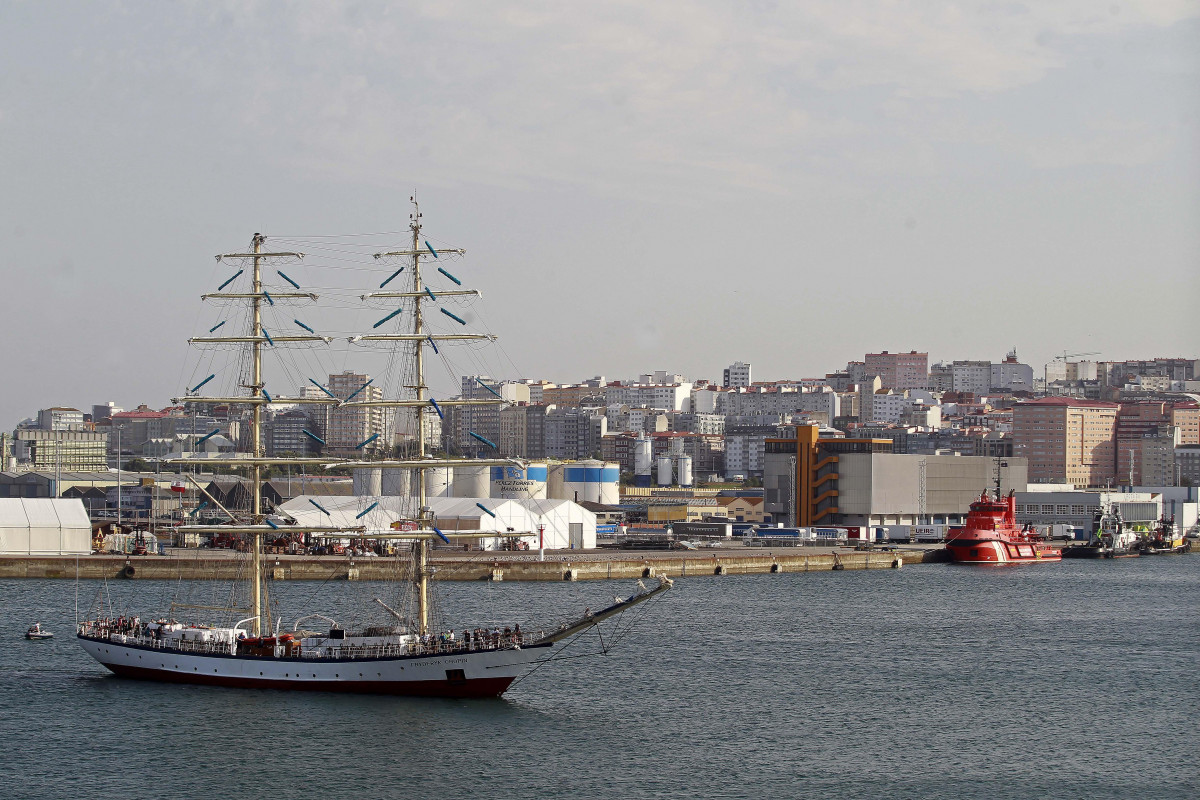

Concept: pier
[[0, 546, 939, 581]]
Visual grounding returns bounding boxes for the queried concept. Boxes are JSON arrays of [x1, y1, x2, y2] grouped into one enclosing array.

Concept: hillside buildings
[[10, 351, 1198, 495]]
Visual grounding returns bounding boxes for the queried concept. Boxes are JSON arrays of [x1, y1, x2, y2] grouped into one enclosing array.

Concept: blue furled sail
[[373, 308, 403, 328], [379, 266, 404, 288], [190, 374, 215, 393], [277, 270, 301, 289], [217, 269, 243, 291]]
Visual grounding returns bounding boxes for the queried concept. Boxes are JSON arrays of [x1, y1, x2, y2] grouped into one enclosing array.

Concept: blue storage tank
[[549, 460, 620, 505]]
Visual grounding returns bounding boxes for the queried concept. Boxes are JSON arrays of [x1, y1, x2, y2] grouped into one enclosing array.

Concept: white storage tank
[[381, 468, 410, 497], [634, 434, 653, 488], [490, 463, 548, 499], [657, 456, 673, 487], [352, 467, 382, 496], [598, 461, 620, 505], [676, 455, 693, 488], [452, 465, 490, 498], [423, 467, 452, 498], [551, 460, 620, 504]]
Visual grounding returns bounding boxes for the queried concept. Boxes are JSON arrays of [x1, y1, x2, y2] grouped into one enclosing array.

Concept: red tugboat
[[945, 490, 1062, 565]]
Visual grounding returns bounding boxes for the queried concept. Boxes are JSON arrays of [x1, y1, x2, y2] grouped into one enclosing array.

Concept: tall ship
[[944, 471, 1061, 565], [77, 202, 670, 697]]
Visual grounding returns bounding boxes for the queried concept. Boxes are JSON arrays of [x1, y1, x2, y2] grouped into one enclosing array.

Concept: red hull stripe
[[945, 543, 1062, 563], [103, 663, 516, 698]]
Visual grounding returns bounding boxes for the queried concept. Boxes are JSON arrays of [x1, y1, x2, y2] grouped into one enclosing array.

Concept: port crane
[[1043, 350, 1101, 386]]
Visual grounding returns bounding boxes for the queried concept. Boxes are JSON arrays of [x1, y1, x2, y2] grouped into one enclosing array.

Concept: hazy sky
[[2, 1, 1198, 425]]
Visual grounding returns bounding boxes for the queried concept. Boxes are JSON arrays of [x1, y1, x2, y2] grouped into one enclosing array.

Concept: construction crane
[[1044, 350, 1101, 387], [1051, 350, 1100, 363]]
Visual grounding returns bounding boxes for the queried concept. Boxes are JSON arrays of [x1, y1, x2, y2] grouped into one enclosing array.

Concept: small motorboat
[[25, 623, 54, 641]]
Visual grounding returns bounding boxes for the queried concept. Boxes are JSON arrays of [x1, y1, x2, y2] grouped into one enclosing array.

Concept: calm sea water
[[1, 557, 1197, 800]]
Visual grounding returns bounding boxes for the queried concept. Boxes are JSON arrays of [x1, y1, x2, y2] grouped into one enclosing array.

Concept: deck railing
[[79, 620, 543, 660]]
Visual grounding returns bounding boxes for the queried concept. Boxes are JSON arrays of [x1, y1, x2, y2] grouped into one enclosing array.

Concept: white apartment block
[[1045, 360, 1099, 383], [606, 383, 693, 411], [951, 361, 991, 396], [724, 433, 766, 478], [605, 404, 661, 434], [867, 391, 915, 424], [715, 387, 839, 419], [637, 371, 687, 385], [991, 357, 1034, 392], [527, 382, 550, 404], [723, 361, 752, 388], [499, 381, 531, 404], [689, 387, 727, 414], [37, 407, 85, 431]]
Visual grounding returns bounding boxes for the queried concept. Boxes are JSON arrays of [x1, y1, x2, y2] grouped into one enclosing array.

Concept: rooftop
[[1017, 397, 1119, 409]]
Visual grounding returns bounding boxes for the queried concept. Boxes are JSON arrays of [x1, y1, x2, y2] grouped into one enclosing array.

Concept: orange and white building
[[1012, 397, 1119, 487]]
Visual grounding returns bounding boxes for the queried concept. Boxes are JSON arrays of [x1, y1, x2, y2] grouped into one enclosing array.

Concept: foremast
[[171, 237, 349, 637]]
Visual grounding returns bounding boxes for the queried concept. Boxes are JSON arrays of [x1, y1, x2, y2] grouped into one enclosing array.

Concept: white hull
[[79, 635, 548, 697]]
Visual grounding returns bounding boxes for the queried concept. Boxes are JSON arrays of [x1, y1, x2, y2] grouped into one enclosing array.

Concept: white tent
[[277, 495, 597, 550], [0, 498, 92, 555]]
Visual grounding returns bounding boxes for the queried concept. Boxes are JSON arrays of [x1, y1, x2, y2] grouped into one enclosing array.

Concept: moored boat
[[945, 490, 1061, 565], [1061, 504, 1139, 559], [1137, 516, 1187, 555]]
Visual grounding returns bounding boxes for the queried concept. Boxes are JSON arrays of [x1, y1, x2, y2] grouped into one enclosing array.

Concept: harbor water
[[1, 557, 1197, 799]]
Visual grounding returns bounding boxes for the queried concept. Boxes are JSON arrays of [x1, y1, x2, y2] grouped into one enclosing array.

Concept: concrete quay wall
[[0, 549, 931, 582]]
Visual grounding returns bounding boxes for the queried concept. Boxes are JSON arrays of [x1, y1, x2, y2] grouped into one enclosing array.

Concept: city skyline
[[7, 349, 1199, 431]]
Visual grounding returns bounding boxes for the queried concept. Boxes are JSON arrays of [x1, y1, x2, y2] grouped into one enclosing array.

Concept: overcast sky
[[1, 1, 1197, 425]]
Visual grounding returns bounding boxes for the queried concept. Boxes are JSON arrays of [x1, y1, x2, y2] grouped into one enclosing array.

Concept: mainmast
[[338, 200, 529, 635], [411, 203, 432, 635], [251, 233, 265, 636]]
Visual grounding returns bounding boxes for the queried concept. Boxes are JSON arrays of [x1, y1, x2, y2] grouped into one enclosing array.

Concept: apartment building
[[323, 371, 385, 457], [863, 351, 928, 391], [1012, 397, 1119, 487], [723, 361, 752, 388]]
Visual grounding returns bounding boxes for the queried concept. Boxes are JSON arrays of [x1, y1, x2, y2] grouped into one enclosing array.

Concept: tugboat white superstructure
[[78, 203, 670, 697]]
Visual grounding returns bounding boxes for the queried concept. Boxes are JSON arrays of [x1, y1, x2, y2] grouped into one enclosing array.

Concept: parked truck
[[911, 525, 945, 543]]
